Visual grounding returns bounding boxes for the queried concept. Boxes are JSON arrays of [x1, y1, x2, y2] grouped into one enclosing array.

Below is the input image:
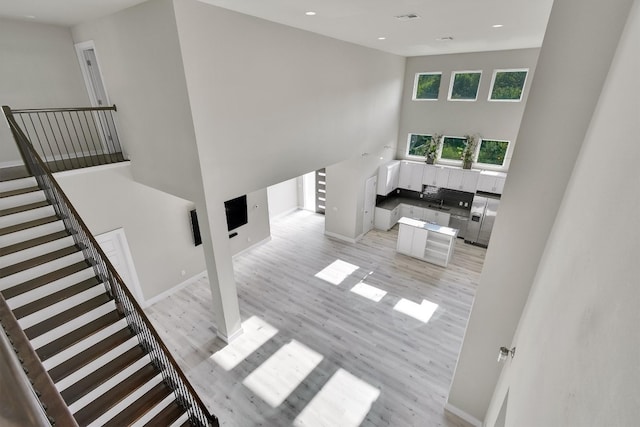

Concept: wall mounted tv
[[224, 195, 248, 232]]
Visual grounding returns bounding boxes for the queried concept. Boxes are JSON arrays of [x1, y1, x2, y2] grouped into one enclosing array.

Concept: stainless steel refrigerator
[[465, 195, 500, 247]]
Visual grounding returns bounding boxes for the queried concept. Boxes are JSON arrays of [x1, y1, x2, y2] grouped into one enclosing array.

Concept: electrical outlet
[[464, 202, 469, 207], [459, 201, 463, 206]]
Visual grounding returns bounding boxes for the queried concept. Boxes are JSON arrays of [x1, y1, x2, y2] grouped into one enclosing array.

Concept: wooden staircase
[[0, 176, 194, 426]]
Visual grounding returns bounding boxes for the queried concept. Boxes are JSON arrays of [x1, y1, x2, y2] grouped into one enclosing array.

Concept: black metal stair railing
[[7, 105, 125, 173], [3, 106, 218, 427]]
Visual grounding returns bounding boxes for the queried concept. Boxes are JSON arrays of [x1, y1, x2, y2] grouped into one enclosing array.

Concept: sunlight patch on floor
[[243, 340, 323, 408], [210, 316, 278, 371], [350, 282, 387, 302], [293, 368, 380, 427], [393, 298, 439, 323], [314, 259, 359, 285]]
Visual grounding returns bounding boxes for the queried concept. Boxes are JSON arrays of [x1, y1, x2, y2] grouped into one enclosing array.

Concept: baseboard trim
[[324, 231, 359, 244], [232, 236, 272, 259], [444, 403, 482, 427], [217, 326, 244, 343], [143, 270, 207, 308]]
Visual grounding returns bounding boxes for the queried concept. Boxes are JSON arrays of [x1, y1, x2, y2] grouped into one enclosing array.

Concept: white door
[[363, 176, 377, 234], [96, 228, 145, 306]]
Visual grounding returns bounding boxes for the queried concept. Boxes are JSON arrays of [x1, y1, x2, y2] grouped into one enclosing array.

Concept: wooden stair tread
[[73, 363, 158, 426], [13, 276, 101, 319], [143, 401, 185, 427], [1, 260, 91, 299], [61, 345, 147, 405], [48, 326, 133, 383], [0, 245, 81, 278], [0, 185, 40, 199], [37, 310, 123, 361], [0, 230, 70, 256], [0, 200, 49, 217], [0, 215, 60, 236], [24, 293, 112, 339], [102, 381, 173, 427]]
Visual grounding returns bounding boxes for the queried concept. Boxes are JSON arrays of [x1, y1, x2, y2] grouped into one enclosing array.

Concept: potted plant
[[462, 134, 478, 169], [425, 133, 442, 164]]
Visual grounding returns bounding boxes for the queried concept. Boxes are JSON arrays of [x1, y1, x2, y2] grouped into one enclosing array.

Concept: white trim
[[217, 326, 244, 343], [0, 160, 25, 169], [74, 40, 111, 107], [52, 160, 130, 178], [448, 70, 482, 101], [232, 236, 272, 259], [96, 228, 144, 305], [488, 68, 529, 102], [444, 403, 483, 427], [324, 230, 363, 244], [143, 270, 207, 308], [412, 72, 442, 101], [406, 132, 433, 159]]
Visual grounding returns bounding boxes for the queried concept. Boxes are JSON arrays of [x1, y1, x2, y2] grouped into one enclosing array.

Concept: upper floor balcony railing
[[3, 105, 126, 173]]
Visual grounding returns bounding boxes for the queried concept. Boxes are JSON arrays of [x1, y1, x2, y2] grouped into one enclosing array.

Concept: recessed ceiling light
[[25, 15, 36, 19], [305, 11, 316, 16], [436, 36, 454, 41], [492, 24, 504, 28], [378, 37, 387, 40]]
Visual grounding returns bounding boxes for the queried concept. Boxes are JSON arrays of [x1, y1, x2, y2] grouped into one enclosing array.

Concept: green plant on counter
[[462, 134, 479, 168], [425, 133, 442, 163]]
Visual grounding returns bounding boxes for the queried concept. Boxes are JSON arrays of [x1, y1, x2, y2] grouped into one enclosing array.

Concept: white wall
[[398, 48, 539, 171], [447, 0, 636, 422], [56, 163, 206, 302], [487, 1, 640, 424], [0, 18, 90, 165], [71, 0, 205, 202], [172, 0, 405, 202], [267, 178, 299, 219]]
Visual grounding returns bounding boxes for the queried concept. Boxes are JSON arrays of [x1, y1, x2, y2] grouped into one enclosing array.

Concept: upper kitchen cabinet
[[477, 171, 507, 194], [398, 161, 425, 191], [422, 165, 450, 188], [447, 169, 480, 193], [377, 160, 401, 195]]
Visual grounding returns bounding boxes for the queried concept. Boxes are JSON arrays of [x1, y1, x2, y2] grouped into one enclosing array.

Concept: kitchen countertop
[[376, 196, 470, 218], [398, 217, 459, 237]]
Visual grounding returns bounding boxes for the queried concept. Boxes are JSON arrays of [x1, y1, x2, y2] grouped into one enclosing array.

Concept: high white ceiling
[[0, 0, 555, 57]]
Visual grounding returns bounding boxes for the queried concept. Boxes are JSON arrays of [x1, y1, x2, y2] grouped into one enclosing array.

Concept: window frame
[[488, 68, 529, 102], [438, 135, 467, 165], [406, 133, 433, 159], [476, 138, 511, 168], [412, 72, 442, 101], [447, 70, 482, 102]]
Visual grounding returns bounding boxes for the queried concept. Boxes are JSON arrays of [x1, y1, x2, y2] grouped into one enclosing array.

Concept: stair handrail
[[3, 105, 219, 427], [0, 294, 78, 427]]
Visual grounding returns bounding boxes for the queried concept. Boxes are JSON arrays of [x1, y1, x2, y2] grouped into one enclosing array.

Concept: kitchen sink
[[428, 204, 450, 211]]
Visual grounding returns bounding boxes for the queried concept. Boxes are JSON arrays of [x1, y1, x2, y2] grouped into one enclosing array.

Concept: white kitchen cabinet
[[398, 161, 425, 191], [446, 169, 479, 192], [423, 209, 450, 227], [422, 165, 450, 188], [397, 218, 458, 267], [477, 172, 507, 194], [377, 160, 401, 195], [374, 205, 401, 231]]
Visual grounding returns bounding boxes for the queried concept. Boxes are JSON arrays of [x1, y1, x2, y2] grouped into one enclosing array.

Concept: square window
[[489, 69, 528, 101], [413, 73, 442, 100], [440, 136, 467, 161], [407, 134, 432, 157], [448, 71, 482, 101], [477, 139, 509, 166]]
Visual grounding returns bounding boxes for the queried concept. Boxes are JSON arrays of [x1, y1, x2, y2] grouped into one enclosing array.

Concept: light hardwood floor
[[146, 210, 486, 427]]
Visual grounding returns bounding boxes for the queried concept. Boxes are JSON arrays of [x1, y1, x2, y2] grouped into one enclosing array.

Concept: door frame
[[75, 40, 111, 108]]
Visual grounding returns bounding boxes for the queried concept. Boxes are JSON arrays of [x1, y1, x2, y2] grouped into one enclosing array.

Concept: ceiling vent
[[395, 13, 421, 22]]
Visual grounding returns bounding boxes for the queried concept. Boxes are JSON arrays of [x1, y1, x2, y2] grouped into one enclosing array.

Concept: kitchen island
[[396, 217, 458, 267]]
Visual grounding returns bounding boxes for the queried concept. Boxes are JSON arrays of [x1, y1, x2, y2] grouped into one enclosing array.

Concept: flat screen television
[[224, 195, 248, 232]]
